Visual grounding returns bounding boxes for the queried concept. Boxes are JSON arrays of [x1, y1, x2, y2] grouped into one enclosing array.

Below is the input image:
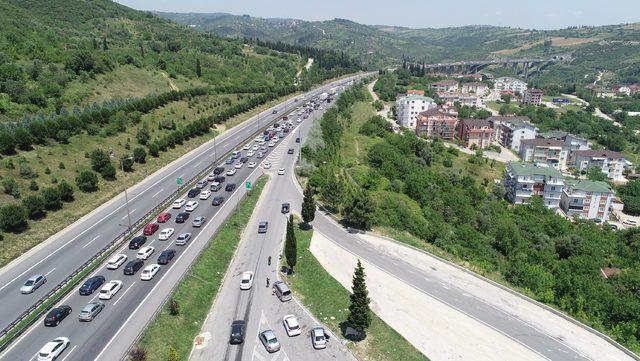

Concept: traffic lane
[[312, 214, 590, 361], [0, 88, 307, 331]]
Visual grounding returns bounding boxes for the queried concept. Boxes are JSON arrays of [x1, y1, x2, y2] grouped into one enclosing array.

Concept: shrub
[[19, 164, 37, 179], [136, 127, 150, 145], [57, 180, 74, 202], [101, 163, 116, 180], [169, 298, 179, 316], [129, 347, 147, 361], [120, 156, 134, 172], [147, 143, 159, 157], [0, 204, 28, 232], [58, 162, 65, 169], [41, 187, 62, 211], [29, 180, 39, 191], [2, 177, 20, 198], [133, 147, 147, 163], [90, 149, 111, 173], [22, 195, 46, 220], [76, 170, 99, 192]]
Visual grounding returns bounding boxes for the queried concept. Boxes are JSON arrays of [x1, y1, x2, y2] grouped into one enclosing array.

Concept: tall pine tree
[[284, 214, 297, 272], [196, 58, 202, 77], [301, 184, 315, 225], [102, 37, 108, 51], [346, 260, 371, 336]]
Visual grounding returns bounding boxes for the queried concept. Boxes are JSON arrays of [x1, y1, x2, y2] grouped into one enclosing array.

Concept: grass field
[[137, 176, 267, 361], [285, 221, 429, 361]]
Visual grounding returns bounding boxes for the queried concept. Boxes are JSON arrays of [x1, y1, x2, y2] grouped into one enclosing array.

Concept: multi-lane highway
[[0, 74, 370, 360], [190, 94, 355, 361]]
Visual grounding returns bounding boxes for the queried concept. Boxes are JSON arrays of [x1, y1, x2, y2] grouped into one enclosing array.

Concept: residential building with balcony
[[416, 106, 459, 140], [461, 82, 489, 95], [571, 150, 632, 182], [457, 119, 494, 149], [395, 92, 437, 130], [519, 138, 570, 171], [430, 80, 459, 93], [561, 179, 614, 222], [504, 162, 565, 209], [494, 77, 528, 93], [540, 131, 591, 151], [488, 116, 538, 151], [522, 88, 543, 105], [436, 91, 482, 107]]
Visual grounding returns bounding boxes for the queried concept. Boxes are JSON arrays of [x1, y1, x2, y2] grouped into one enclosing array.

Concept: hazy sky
[[116, 0, 639, 30]]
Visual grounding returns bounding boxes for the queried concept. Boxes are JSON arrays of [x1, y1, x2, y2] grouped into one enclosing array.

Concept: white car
[[199, 190, 212, 200], [252, 144, 260, 150], [283, 315, 301, 336], [234, 162, 243, 169], [136, 246, 155, 260], [247, 161, 257, 168], [277, 168, 285, 175], [240, 271, 254, 290], [262, 161, 272, 169], [226, 169, 237, 176], [37, 337, 70, 361], [268, 141, 276, 147], [259, 141, 266, 146], [247, 150, 254, 157], [141, 264, 160, 281], [185, 201, 199, 212], [98, 280, 123, 300], [243, 143, 251, 150], [623, 219, 638, 226], [106, 254, 127, 270], [158, 228, 175, 240], [172, 199, 186, 209], [311, 327, 327, 349], [297, 118, 302, 123]]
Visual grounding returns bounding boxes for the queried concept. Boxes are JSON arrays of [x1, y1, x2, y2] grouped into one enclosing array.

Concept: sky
[[115, 0, 640, 30]]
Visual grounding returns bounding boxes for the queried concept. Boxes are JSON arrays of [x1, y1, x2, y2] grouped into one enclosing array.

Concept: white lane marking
[[60, 344, 77, 361], [82, 235, 101, 249], [195, 161, 202, 167], [28, 353, 37, 361], [45, 268, 56, 276], [163, 240, 175, 250], [113, 283, 135, 306], [121, 209, 136, 220], [152, 189, 164, 198]]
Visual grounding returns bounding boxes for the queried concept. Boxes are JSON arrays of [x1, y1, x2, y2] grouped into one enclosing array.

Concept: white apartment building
[[488, 116, 538, 151], [561, 179, 614, 222], [494, 77, 528, 93], [430, 80, 459, 93], [519, 138, 570, 171], [395, 93, 436, 130], [571, 150, 632, 182], [504, 162, 565, 209]]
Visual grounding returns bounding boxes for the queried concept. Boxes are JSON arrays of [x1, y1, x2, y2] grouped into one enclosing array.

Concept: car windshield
[[39, 352, 49, 357], [241, 279, 249, 283], [24, 280, 34, 286], [315, 335, 324, 341]]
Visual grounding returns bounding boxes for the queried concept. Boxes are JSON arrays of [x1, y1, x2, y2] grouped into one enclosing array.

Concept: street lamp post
[[120, 157, 133, 232]]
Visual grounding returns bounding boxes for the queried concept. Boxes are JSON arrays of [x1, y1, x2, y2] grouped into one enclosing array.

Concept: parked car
[[158, 228, 175, 240], [157, 249, 176, 265], [78, 301, 104, 322], [192, 216, 206, 227], [107, 254, 127, 270], [157, 212, 171, 223], [176, 233, 192, 246], [310, 327, 328, 349], [141, 264, 161, 281], [98, 280, 123, 300], [79, 275, 105, 296], [124, 260, 144, 275], [172, 199, 186, 209], [240, 271, 254, 290], [36, 337, 70, 361], [187, 188, 200, 198], [175, 212, 190, 223], [212, 196, 225, 206], [185, 201, 199, 212], [128, 235, 147, 249], [258, 221, 268, 234], [259, 330, 281, 353], [43, 306, 72, 327], [229, 320, 246, 344], [281, 203, 290, 214], [624, 219, 638, 226], [143, 222, 159, 236], [225, 183, 236, 192], [21, 274, 46, 294], [136, 246, 155, 260], [282, 315, 301, 336]]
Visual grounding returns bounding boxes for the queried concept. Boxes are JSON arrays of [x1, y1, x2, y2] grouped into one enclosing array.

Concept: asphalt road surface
[[190, 98, 355, 361], [0, 74, 370, 361]]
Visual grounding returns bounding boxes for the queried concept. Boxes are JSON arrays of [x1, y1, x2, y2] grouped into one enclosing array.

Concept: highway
[[190, 95, 355, 361], [0, 74, 369, 360]]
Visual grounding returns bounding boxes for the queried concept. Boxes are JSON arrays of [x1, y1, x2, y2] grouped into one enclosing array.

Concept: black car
[[212, 196, 224, 206], [213, 166, 225, 175], [44, 305, 72, 327], [157, 249, 176, 265], [283, 127, 290, 133], [175, 212, 190, 223], [239, 157, 248, 163], [229, 320, 246, 344], [124, 260, 144, 275], [225, 183, 236, 192], [281, 203, 290, 214], [272, 109, 278, 114], [187, 188, 200, 198], [79, 275, 105, 296], [128, 235, 147, 249], [214, 176, 225, 183], [273, 123, 280, 128], [296, 137, 300, 143], [287, 148, 294, 154]]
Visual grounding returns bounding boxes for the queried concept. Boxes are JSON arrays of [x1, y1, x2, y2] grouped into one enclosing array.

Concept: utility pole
[[120, 157, 133, 232]]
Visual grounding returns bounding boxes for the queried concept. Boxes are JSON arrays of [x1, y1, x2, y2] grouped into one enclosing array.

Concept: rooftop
[[460, 118, 492, 129], [520, 138, 566, 147], [398, 93, 435, 102], [573, 149, 624, 159], [431, 80, 458, 87], [508, 162, 563, 178], [565, 179, 613, 194]]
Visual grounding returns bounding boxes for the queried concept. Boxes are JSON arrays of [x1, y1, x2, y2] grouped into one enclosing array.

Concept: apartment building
[[395, 91, 437, 130], [461, 82, 489, 95], [436, 91, 481, 107], [571, 150, 633, 182], [494, 77, 528, 93], [540, 131, 590, 151], [518, 138, 570, 171], [488, 116, 538, 151], [457, 119, 494, 149], [522, 88, 543, 105], [561, 179, 614, 222], [415, 106, 459, 140], [430, 80, 459, 93], [504, 162, 565, 209]]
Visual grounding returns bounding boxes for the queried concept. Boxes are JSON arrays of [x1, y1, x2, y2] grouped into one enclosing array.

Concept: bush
[[29, 180, 39, 191], [100, 163, 116, 180], [0, 204, 28, 232], [0, 130, 16, 155], [120, 156, 134, 172], [58, 180, 74, 202], [169, 298, 179, 316], [76, 170, 99, 192], [41, 187, 62, 211], [90, 149, 111, 173], [58, 162, 65, 169], [2, 177, 20, 198], [22, 195, 46, 220], [133, 147, 147, 163], [147, 142, 159, 157], [129, 347, 147, 361], [19, 164, 37, 179], [136, 127, 150, 145]]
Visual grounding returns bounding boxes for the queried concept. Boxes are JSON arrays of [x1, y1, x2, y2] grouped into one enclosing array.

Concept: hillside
[[158, 12, 640, 85]]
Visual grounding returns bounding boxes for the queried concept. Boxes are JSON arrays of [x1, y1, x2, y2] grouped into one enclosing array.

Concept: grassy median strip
[[286, 221, 429, 361], [137, 176, 267, 360]]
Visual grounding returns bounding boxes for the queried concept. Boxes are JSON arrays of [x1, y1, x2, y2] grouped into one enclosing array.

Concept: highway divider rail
[[0, 84, 329, 352]]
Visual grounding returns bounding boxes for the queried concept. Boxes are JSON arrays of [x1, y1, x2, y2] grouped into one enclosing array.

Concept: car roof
[[29, 274, 43, 280], [312, 327, 324, 336], [232, 320, 245, 325], [262, 330, 276, 339], [41, 339, 65, 352], [284, 315, 299, 325]]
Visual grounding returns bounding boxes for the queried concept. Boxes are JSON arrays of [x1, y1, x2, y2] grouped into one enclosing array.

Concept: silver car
[[259, 329, 281, 353], [311, 327, 327, 349], [192, 216, 206, 227], [21, 274, 46, 294], [78, 301, 105, 322]]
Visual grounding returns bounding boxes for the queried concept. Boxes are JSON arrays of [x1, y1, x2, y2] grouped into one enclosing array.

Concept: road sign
[[245, 181, 251, 189], [177, 177, 183, 185]]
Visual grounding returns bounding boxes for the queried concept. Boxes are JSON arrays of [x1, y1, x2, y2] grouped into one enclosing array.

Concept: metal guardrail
[[0, 81, 331, 352]]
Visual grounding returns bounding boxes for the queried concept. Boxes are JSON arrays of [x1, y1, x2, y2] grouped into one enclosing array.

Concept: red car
[[157, 212, 171, 223], [143, 223, 159, 236]]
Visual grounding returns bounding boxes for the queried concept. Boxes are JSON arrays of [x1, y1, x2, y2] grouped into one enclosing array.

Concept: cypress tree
[[301, 184, 315, 225], [139, 43, 145, 58], [346, 260, 371, 336], [284, 215, 297, 272], [102, 37, 108, 51], [196, 58, 202, 77]]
